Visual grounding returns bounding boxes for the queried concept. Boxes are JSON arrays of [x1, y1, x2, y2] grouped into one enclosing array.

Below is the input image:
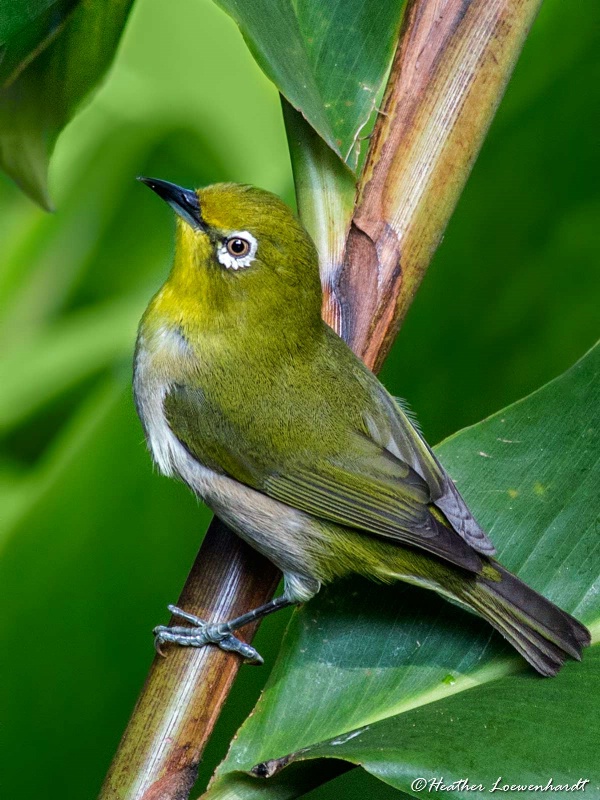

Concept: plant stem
[[98, 1, 542, 797], [99, 520, 280, 799], [334, 0, 542, 372]]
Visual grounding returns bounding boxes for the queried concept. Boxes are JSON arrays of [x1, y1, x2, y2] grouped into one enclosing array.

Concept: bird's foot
[[153, 604, 263, 664]]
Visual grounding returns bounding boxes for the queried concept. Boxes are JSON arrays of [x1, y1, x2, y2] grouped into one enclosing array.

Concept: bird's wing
[[263, 438, 483, 572], [164, 385, 483, 573], [354, 369, 496, 556]]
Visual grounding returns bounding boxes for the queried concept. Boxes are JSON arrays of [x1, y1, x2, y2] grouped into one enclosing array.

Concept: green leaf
[[0, 0, 80, 87], [0, 0, 134, 207], [205, 341, 600, 798], [0, 0, 72, 43], [211, 0, 405, 169], [285, 646, 600, 798]]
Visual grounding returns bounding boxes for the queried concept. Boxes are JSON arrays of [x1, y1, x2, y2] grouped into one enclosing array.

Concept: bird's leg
[[153, 595, 294, 664]]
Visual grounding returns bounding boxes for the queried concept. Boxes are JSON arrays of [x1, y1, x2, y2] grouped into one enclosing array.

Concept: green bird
[[134, 177, 590, 676]]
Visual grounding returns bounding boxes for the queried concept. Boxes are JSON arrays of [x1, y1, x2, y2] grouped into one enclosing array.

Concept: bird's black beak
[[137, 176, 205, 230]]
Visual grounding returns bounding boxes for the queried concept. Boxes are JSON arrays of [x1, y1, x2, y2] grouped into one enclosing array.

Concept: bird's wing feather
[[357, 371, 496, 556], [165, 385, 483, 573], [264, 454, 482, 572]]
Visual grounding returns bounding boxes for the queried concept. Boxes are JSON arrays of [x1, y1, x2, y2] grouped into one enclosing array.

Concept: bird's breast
[[133, 322, 201, 478]]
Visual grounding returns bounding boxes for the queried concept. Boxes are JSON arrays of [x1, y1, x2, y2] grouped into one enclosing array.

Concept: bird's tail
[[459, 563, 590, 676]]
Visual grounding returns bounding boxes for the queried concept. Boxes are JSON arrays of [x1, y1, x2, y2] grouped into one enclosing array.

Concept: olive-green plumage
[[134, 179, 590, 676]]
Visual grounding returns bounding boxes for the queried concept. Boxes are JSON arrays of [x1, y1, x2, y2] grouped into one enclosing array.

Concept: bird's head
[[138, 178, 323, 336]]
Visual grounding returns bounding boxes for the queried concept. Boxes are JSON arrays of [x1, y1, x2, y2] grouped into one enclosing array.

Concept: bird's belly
[[202, 475, 324, 601], [134, 343, 324, 601], [177, 448, 326, 603]]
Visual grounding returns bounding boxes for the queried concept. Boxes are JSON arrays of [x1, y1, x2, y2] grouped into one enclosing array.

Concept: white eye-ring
[[217, 231, 257, 270]]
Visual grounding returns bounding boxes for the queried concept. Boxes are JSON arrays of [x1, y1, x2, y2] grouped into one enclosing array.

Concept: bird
[[133, 177, 590, 676]]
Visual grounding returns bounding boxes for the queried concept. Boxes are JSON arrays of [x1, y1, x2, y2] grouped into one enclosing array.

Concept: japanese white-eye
[[133, 178, 589, 675]]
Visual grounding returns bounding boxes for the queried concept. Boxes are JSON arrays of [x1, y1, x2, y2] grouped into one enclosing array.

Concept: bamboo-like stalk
[[98, 0, 542, 797], [326, 0, 542, 372], [99, 522, 280, 800]]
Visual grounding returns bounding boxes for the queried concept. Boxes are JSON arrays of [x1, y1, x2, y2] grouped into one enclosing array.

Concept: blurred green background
[[0, 0, 597, 798]]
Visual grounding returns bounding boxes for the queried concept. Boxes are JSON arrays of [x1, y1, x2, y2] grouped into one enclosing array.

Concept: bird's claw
[[153, 605, 263, 664]]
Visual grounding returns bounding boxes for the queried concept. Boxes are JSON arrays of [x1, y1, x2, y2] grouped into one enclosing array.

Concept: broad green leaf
[[205, 340, 600, 798], [0, 0, 80, 87], [0, 0, 73, 44], [275, 644, 600, 798], [0, 0, 134, 207], [211, 0, 405, 169]]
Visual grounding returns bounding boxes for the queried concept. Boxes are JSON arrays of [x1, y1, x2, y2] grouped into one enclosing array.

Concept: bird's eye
[[217, 230, 257, 270], [226, 237, 251, 258]]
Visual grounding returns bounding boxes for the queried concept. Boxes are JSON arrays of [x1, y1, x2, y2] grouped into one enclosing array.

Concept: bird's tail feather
[[461, 563, 590, 676]]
